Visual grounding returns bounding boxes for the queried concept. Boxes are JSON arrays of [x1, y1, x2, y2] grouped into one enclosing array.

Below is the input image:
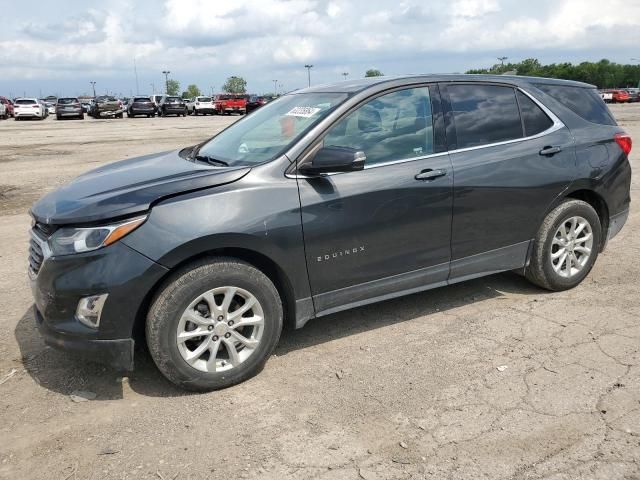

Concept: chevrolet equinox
[[29, 75, 632, 391]]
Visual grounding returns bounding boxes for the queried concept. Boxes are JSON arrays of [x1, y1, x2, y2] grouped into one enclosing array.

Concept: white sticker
[[285, 106, 321, 118]]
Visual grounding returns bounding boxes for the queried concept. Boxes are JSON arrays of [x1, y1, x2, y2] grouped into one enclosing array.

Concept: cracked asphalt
[[0, 105, 638, 479]]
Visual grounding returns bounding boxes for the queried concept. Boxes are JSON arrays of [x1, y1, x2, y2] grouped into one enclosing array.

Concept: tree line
[[466, 58, 640, 89]]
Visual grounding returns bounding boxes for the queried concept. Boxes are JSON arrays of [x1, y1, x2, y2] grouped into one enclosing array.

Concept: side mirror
[[299, 146, 366, 175]]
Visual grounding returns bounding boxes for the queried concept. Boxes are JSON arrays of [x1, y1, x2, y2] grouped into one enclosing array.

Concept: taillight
[[32, 105, 39, 108], [614, 133, 632, 155]]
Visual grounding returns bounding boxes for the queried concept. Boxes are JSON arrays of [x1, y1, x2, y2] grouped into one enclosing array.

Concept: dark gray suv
[[29, 75, 632, 391]]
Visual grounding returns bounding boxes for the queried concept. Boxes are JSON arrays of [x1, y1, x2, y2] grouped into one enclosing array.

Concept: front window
[[324, 87, 434, 166], [195, 92, 348, 166]]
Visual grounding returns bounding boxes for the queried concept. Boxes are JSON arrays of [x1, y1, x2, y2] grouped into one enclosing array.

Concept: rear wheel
[[146, 258, 283, 391], [526, 199, 601, 291]]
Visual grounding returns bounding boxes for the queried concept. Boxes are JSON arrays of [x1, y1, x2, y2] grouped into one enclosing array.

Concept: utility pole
[[162, 70, 171, 94], [90, 81, 96, 97], [497, 56, 508, 67], [304, 64, 313, 87], [150, 82, 155, 94], [272, 79, 278, 95], [134, 57, 140, 95], [342, 72, 349, 81]]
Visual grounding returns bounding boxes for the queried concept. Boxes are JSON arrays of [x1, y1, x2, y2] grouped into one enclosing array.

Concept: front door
[[296, 86, 454, 315]]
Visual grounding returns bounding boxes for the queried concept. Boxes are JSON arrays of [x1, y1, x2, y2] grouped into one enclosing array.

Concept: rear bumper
[[35, 306, 135, 370]]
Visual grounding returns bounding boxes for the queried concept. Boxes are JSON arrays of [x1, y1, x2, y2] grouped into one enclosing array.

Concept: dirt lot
[[0, 107, 638, 480]]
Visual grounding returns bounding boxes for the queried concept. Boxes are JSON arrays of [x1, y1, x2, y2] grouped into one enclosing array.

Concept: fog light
[[75, 294, 108, 328]]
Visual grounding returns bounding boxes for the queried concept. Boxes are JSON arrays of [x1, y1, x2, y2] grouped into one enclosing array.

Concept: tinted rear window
[[96, 96, 117, 102], [535, 84, 616, 126], [15, 99, 36, 105], [166, 97, 181, 102], [448, 84, 523, 149], [516, 91, 554, 136], [197, 97, 211, 102], [134, 97, 151, 102], [218, 95, 232, 100], [57, 98, 78, 104]]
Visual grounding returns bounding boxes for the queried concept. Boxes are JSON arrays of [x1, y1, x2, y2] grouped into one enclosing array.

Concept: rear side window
[[535, 84, 616, 126], [448, 84, 523, 149], [516, 91, 554, 136]]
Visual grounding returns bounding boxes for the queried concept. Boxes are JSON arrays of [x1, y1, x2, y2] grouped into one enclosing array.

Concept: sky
[[1, 0, 639, 98]]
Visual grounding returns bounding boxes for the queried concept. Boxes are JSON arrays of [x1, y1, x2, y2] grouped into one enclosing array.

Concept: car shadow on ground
[[14, 271, 544, 400]]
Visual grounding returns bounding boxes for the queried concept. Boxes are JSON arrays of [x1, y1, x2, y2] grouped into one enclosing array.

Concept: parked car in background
[[246, 95, 274, 113], [0, 96, 15, 117], [56, 98, 84, 120], [0, 101, 6, 119], [158, 96, 187, 117], [13, 98, 46, 120], [187, 96, 215, 115], [127, 96, 156, 117], [602, 89, 630, 103], [89, 96, 124, 118], [40, 101, 49, 118], [27, 75, 631, 391], [151, 94, 164, 112], [599, 91, 613, 103], [44, 102, 56, 115], [625, 88, 640, 103], [213, 94, 247, 115], [81, 101, 92, 113]]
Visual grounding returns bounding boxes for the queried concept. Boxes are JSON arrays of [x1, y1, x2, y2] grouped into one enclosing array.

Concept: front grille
[[28, 223, 54, 277]]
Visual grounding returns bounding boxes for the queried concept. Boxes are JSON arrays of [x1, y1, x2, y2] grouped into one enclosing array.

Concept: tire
[[56, 115, 61, 120], [79, 114, 84, 120], [146, 257, 283, 391], [525, 199, 601, 291]]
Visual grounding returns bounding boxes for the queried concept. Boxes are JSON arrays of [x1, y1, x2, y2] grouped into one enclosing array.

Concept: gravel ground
[[0, 106, 638, 480]]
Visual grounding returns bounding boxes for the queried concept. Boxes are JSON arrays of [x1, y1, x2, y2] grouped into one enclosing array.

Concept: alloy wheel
[[176, 286, 265, 373], [550, 216, 593, 278]]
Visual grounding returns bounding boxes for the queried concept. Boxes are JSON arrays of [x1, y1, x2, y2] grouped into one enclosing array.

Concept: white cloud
[[0, 0, 638, 92]]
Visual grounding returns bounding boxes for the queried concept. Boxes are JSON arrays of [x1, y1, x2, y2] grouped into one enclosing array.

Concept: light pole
[[304, 64, 313, 87], [134, 57, 139, 95], [497, 56, 508, 67], [342, 72, 349, 81], [90, 81, 96, 97], [272, 79, 278, 95], [162, 70, 171, 94], [150, 82, 155, 94]]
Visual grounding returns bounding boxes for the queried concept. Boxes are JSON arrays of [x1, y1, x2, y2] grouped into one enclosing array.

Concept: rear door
[[441, 82, 576, 279], [297, 85, 453, 314]]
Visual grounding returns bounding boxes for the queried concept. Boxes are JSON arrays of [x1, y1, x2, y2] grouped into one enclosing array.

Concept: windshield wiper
[[194, 155, 229, 167]]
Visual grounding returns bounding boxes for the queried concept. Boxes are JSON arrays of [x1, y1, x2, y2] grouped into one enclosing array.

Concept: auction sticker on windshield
[[285, 106, 321, 118]]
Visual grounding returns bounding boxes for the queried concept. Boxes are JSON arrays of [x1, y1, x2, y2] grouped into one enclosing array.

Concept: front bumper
[[31, 241, 168, 370], [35, 307, 135, 370]]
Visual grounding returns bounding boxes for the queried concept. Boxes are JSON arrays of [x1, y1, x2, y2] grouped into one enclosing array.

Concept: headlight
[[48, 216, 147, 256]]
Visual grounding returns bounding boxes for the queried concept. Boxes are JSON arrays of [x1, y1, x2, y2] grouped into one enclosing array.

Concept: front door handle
[[539, 146, 562, 156], [415, 168, 447, 181]]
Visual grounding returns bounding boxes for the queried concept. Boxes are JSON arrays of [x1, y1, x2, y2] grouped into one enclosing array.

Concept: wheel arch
[[131, 247, 298, 345]]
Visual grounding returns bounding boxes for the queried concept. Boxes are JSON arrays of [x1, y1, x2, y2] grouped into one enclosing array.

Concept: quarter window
[[448, 84, 522, 149], [324, 87, 434, 166], [516, 91, 554, 136]]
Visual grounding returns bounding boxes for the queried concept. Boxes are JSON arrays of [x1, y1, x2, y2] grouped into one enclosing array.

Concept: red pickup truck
[[213, 94, 247, 115]]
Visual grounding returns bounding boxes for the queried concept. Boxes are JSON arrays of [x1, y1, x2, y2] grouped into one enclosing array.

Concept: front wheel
[[526, 199, 601, 291], [146, 258, 283, 391]]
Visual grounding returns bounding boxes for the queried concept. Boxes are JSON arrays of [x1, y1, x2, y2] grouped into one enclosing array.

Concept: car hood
[[31, 149, 250, 225]]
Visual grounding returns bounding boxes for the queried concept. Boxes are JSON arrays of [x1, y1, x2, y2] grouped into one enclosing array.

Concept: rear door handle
[[415, 168, 447, 181], [539, 146, 562, 156]]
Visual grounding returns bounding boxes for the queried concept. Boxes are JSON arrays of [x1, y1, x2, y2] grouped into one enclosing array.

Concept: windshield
[[196, 92, 348, 166]]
